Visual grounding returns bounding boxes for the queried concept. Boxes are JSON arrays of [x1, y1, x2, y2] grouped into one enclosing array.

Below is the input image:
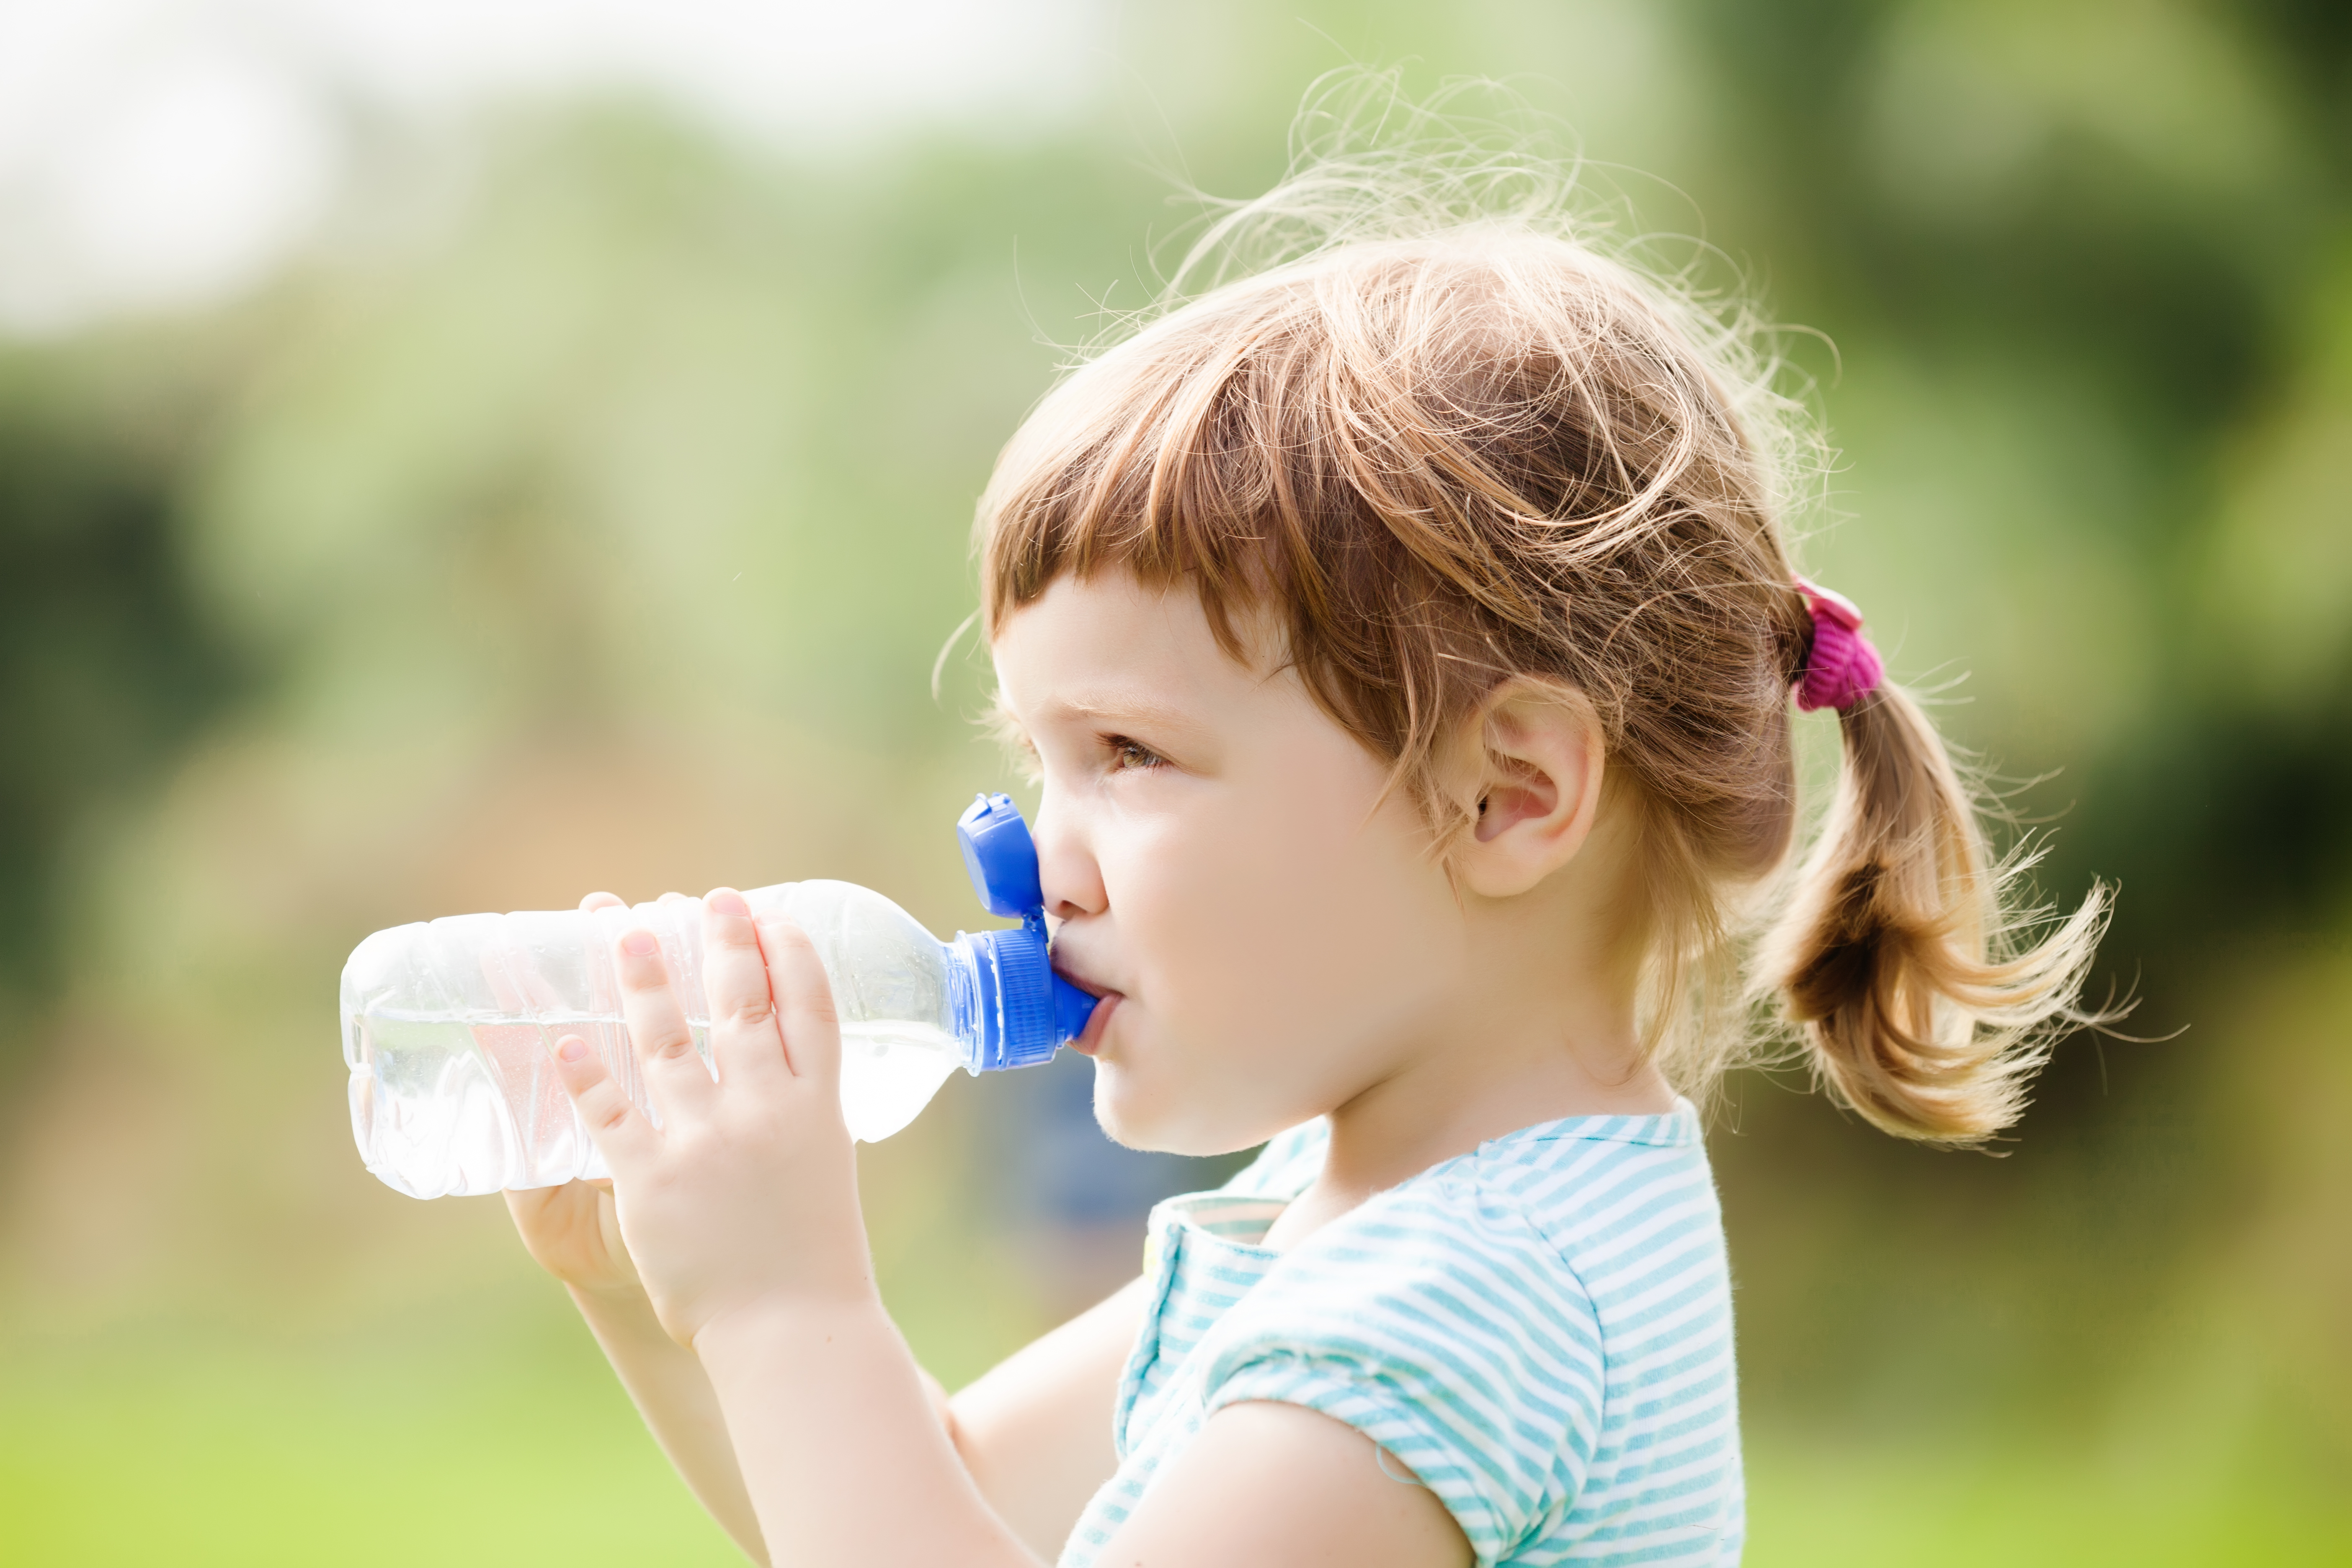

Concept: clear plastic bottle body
[[342, 881, 967, 1199]]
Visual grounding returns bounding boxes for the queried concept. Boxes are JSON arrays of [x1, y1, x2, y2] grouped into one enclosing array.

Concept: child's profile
[[500, 93, 2111, 1568]]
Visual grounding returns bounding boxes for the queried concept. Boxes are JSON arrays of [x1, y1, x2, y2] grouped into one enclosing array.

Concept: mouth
[[1050, 952, 1121, 1057], [1070, 990, 1122, 1057]]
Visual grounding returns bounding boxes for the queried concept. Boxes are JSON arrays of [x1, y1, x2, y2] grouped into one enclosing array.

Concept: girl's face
[[992, 569, 1469, 1156]]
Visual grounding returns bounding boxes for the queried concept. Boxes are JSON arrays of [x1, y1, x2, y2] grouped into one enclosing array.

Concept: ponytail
[[1758, 682, 2112, 1142]]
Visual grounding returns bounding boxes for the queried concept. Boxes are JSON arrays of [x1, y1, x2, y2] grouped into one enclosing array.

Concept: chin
[[1088, 1068, 1179, 1153], [1089, 1063, 1268, 1159]]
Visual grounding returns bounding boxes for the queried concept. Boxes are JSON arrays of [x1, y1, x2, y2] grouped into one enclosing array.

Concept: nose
[[1033, 790, 1107, 923]]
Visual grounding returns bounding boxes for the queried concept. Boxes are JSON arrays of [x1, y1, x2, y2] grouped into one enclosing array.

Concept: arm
[[548, 894, 1037, 1564], [688, 1276, 1140, 1568], [503, 890, 773, 1560], [503, 1181, 769, 1563], [508, 1179, 1132, 1567], [695, 1300, 1469, 1568], [552, 894, 1461, 1566], [1093, 1401, 1471, 1568], [572, 1281, 767, 1557], [516, 902, 1137, 1563], [697, 1294, 1037, 1565], [944, 1276, 1144, 1556]]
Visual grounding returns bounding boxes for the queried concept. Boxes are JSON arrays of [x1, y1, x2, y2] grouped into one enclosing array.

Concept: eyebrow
[[993, 689, 1208, 738]]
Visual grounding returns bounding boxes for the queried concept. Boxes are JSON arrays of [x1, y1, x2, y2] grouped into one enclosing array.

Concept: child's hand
[[503, 1179, 639, 1298], [545, 888, 873, 1350], [505, 893, 640, 1300]]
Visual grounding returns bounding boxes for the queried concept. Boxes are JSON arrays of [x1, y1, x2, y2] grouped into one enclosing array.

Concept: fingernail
[[707, 889, 749, 917], [556, 1036, 589, 1063], [621, 929, 658, 958]]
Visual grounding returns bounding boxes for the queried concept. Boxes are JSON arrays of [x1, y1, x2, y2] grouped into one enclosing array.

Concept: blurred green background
[[2, 1, 2347, 1563]]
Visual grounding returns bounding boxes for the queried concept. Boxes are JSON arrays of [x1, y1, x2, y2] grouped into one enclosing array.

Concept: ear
[[1447, 679, 1607, 900]]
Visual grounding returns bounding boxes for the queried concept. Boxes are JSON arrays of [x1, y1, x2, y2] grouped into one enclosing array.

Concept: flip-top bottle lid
[[958, 792, 1042, 917], [954, 794, 1099, 1070]]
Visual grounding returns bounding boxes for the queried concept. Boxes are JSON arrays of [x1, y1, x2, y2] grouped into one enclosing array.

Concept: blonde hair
[[975, 88, 2110, 1142]]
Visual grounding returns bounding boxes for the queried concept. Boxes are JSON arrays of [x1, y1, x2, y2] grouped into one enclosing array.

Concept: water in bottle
[[342, 795, 1097, 1198]]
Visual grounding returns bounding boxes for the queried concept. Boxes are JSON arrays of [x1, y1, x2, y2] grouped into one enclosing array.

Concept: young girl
[[501, 152, 2106, 1567]]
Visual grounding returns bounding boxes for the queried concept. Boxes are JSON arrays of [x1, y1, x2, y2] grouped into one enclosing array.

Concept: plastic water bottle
[[341, 795, 1096, 1199]]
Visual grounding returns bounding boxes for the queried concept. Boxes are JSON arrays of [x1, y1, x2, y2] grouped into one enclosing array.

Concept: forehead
[[990, 571, 1282, 724]]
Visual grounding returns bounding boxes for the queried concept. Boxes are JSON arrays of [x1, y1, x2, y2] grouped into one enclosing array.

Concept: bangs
[[979, 278, 1327, 673], [974, 235, 1787, 798]]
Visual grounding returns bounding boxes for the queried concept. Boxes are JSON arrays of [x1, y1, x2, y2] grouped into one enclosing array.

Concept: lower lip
[[1070, 993, 1122, 1056]]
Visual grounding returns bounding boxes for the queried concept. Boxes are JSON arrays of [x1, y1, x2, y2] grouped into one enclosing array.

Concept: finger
[[700, 889, 792, 1088], [614, 924, 720, 1122], [579, 891, 625, 913], [548, 1032, 659, 1170], [753, 910, 842, 1092]]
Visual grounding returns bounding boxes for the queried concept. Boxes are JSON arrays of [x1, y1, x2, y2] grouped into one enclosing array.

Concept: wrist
[[689, 1287, 891, 1368], [567, 1279, 669, 1341]]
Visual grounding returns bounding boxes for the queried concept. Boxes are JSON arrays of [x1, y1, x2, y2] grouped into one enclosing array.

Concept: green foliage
[[0, 364, 243, 1060], [0, 1, 2347, 1560]]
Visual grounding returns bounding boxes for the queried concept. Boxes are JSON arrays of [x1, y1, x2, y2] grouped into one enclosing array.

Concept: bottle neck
[[944, 933, 990, 1073], [946, 917, 1068, 1074]]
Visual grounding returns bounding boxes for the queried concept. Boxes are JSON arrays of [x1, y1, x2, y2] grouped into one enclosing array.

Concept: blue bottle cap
[[958, 792, 1042, 917], [952, 794, 1099, 1071]]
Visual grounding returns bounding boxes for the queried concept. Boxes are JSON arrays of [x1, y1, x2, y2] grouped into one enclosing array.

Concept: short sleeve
[[1215, 1118, 1329, 1201], [1194, 1175, 1604, 1564]]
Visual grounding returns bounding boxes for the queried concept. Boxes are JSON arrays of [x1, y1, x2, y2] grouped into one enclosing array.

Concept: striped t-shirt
[[1059, 1105, 1743, 1567]]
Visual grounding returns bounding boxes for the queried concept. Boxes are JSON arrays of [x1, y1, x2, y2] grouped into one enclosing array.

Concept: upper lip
[[1049, 947, 1117, 1000], [1052, 963, 1115, 1000]]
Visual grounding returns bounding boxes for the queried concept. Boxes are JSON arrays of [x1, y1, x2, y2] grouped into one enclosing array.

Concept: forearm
[[698, 1294, 1044, 1568], [948, 1277, 1140, 1556], [570, 1284, 770, 1564]]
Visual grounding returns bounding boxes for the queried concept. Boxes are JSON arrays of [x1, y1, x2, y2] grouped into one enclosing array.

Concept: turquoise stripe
[[1326, 1278, 1604, 1421], [1059, 1108, 1740, 1568], [1567, 1175, 1715, 1260], [1587, 1226, 1721, 1305], [1594, 1254, 1725, 1341], [1313, 1229, 1607, 1364], [1622, 1394, 1738, 1453]]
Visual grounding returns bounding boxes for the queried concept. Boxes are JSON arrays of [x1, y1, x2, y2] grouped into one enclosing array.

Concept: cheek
[[1114, 771, 1465, 1091]]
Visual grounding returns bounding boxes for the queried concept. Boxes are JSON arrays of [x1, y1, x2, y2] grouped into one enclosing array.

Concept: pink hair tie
[[1793, 577, 1884, 712]]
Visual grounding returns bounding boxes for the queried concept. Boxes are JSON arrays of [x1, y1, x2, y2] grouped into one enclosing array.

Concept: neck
[[1263, 885, 1671, 1250]]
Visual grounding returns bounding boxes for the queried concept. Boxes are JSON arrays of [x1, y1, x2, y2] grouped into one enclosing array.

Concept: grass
[[5, 1329, 2345, 1565], [1745, 1438, 2352, 1567], [0, 1331, 742, 1568]]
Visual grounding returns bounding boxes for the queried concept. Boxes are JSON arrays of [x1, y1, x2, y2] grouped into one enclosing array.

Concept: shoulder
[[1212, 1159, 1614, 1421], [1474, 1105, 1723, 1239], [1287, 1103, 1722, 1309], [1477, 1109, 1730, 1323], [1192, 1108, 1730, 1560], [1209, 1129, 1632, 1397]]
